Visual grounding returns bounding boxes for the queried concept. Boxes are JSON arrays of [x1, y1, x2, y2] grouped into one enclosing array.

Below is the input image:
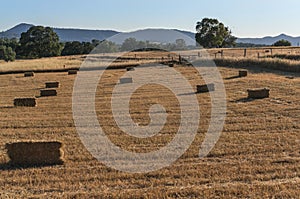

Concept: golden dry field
[[0, 50, 299, 198]]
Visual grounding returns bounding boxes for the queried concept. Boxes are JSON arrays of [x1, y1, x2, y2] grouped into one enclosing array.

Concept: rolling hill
[[0, 23, 196, 44], [237, 34, 300, 46], [0, 23, 119, 42]]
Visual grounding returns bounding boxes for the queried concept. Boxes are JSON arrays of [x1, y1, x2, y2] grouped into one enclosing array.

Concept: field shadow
[[224, 75, 242, 80], [0, 162, 63, 171], [0, 106, 14, 109], [231, 97, 257, 103], [177, 92, 196, 96], [14, 76, 27, 79]]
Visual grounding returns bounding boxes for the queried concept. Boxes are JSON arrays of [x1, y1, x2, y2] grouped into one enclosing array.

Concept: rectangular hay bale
[[68, 70, 77, 75], [126, 67, 135, 71], [24, 71, 34, 77], [40, 89, 57, 97], [45, 81, 60, 88], [197, 83, 215, 93], [247, 88, 270, 99], [14, 98, 37, 107], [239, 70, 248, 77], [5, 141, 64, 166], [120, 77, 133, 84]]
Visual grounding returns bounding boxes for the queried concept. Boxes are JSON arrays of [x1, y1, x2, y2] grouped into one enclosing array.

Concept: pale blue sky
[[1, 0, 299, 37]]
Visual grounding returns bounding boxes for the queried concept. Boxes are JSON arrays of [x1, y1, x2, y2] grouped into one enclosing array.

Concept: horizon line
[[1, 22, 299, 39]]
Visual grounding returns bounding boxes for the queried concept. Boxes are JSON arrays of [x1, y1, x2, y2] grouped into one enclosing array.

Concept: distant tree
[[17, 26, 62, 58], [272, 39, 291, 47], [0, 38, 19, 51], [195, 18, 237, 48], [93, 40, 119, 53], [144, 41, 161, 49], [91, 39, 101, 47], [82, 42, 94, 54], [163, 43, 177, 51], [61, 41, 83, 56], [0, 45, 16, 62], [175, 39, 187, 50], [120, 38, 138, 51]]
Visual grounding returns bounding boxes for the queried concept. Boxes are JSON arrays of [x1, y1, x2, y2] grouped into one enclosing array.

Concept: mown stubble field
[[0, 52, 299, 198]]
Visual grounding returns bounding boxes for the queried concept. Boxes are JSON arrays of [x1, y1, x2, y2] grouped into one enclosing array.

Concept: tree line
[[0, 19, 293, 62], [0, 26, 120, 61], [0, 26, 192, 62]]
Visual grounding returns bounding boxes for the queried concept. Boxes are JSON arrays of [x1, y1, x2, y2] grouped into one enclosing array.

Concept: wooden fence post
[[244, 49, 247, 57]]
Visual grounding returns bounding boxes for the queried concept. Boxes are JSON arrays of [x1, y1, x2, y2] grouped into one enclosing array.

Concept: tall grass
[[214, 57, 300, 73]]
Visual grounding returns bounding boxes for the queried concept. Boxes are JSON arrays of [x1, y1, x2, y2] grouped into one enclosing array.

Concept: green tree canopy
[[61, 41, 84, 56], [195, 18, 236, 48], [0, 45, 16, 62], [17, 26, 62, 58], [0, 38, 19, 51], [272, 39, 292, 47]]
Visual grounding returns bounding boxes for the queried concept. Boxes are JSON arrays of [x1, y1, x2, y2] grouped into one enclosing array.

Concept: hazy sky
[[1, 0, 299, 37]]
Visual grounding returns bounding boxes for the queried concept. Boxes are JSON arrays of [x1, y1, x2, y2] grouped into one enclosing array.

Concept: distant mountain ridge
[[1, 23, 299, 46], [0, 23, 196, 44], [0, 23, 120, 42], [108, 28, 196, 45], [237, 34, 300, 46]]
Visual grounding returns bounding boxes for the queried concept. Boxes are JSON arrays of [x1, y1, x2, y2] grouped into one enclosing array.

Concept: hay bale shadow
[[232, 97, 259, 103], [0, 162, 63, 171], [177, 92, 196, 96], [0, 106, 14, 109], [225, 75, 241, 80]]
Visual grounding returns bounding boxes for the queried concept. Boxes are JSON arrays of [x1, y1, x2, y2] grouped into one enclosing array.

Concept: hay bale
[[5, 141, 64, 166], [24, 72, 34, 77], [14, 98, 37, 107], [120, 77, 133, 84], [247, 88, 270, 99], [40, 89, 57, 97], [285, 76, 294, 79], [68, 70, 77, 75], [126, 67, 135, 71], [45, 81, 60, 88], [197, 83, 215, 93], [239, 70, 248, 77]]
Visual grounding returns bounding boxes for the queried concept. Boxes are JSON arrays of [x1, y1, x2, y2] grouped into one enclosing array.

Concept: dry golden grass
[[207, 46, 300, 59], [0, 52, 299, 198], [0, 55, 84, 72]]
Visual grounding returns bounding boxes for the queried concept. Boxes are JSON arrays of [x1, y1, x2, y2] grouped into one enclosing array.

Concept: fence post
[[244, 49, 247, 57], [179, 55, 182, 64]]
